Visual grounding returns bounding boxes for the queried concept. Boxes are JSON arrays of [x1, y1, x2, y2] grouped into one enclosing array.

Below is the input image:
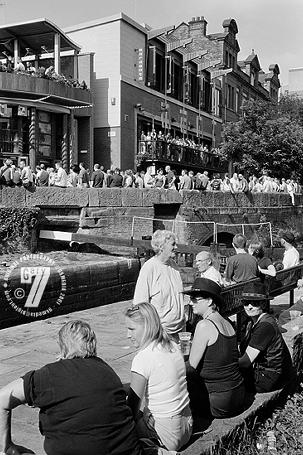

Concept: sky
[[1, 0, 302, 86]]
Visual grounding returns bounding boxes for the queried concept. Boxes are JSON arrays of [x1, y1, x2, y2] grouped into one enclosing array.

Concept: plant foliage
[[220, 96, 303, 181], [0, 207, 40, 254]]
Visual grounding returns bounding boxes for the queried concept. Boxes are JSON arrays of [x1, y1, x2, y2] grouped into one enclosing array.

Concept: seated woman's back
[[132, 341, 189, 417], [196, 316, 242, 389]]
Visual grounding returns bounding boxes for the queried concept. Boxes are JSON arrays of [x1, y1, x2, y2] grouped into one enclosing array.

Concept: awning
[[0, 18, 81, 59]]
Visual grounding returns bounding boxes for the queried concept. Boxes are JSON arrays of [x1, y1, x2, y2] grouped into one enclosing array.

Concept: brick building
[[65, 13, 280, 173]]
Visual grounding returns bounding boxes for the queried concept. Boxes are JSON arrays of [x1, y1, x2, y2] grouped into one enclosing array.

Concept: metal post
[[54, 33, 61, 74], [29, 108, 36, 170]]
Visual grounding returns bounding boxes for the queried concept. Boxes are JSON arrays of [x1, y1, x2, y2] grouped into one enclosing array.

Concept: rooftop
[[0, 18, 81, 58]]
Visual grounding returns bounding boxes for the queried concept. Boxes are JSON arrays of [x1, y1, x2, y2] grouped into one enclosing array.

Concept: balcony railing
[[137, 139, 222, 170], [0, 72, 92, 105]]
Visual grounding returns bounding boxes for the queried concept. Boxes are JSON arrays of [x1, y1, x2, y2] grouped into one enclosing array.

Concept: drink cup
[[178, 331, 192, 356]]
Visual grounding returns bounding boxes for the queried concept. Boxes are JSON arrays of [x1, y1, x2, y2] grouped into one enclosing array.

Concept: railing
[[0, 72, 92, 104], [220, 264, 303, 317], [39, 229, 303, 318], [137, 139, 223, 170]]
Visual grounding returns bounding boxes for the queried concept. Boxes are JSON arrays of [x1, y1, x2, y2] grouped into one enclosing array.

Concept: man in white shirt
[[19, 159, 33, 188], [195, 251, 224, 286], [54, 161, 68, 188], [280, 231, 300, 269]]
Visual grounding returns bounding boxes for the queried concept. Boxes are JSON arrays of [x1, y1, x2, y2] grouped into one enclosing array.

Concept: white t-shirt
[[283, 247, 300, 269], [55, 167, 68, 187], [201, 266, 224, 286], [133, 257, 185, 334], [131, 342, 189, 418]]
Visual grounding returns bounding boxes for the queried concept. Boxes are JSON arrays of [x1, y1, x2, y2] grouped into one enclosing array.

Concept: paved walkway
[[0, 289, 301, 454], [0, 299, 135, 454]]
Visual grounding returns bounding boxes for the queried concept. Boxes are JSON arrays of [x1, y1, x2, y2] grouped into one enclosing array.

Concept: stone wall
[[1, 187, 303, 245]]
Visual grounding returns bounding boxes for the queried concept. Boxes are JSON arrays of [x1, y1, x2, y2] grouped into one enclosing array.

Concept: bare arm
[[239, 346, 260, 369], [0, 378, 26, 452], [189, 321, 212, 369], [127, 372, 147, 421], [259, 264, 276, 277]]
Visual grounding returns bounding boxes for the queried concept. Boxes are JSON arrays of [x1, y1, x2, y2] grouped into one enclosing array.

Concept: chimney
[[188, 16, 208, 37]]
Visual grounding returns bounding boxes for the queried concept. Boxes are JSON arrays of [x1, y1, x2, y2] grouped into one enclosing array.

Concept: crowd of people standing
[[1, 158, 300, 201]]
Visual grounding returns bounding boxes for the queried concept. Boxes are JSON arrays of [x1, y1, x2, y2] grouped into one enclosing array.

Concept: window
[[235, 88, 240, 113], [214, 87, 220, 116], [226, 84, 235, 110]]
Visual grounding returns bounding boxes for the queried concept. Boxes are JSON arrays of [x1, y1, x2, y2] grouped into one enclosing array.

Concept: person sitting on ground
[[224, 234, 259, 284], [195, 251, 224, 286], [133, 230, 185, 338], [279, 231, 300, 269], [184, 278, 246, 419], [0, 320, 142, 455], [239, 282, 294, 393], [126, 303, 192, 454]]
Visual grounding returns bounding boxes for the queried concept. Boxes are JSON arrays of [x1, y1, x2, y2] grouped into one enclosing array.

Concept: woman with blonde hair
[[126, 303, 192, 454], [133, 230, 185, 337], [0, 320, 142, 455]]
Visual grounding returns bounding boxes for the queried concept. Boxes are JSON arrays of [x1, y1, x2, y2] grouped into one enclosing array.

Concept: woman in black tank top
[[184, 278, 246, 420]]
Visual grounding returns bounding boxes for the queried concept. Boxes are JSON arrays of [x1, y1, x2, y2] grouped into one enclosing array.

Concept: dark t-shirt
[[91, 170, 104, 188], [225, 253, 258, 282], [110, 174, 123, 187], [79, 169, 89, 185], [22, 357, 142, 455], [39, 170, 49, 187], [165, 170, 175, 188], [247, 314, 292, 374], [258, 257, 272, 269]]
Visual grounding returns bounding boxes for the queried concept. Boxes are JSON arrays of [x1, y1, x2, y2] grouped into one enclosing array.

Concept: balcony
[[137, 140, 224, 171], [0, 71, 92, 107]]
